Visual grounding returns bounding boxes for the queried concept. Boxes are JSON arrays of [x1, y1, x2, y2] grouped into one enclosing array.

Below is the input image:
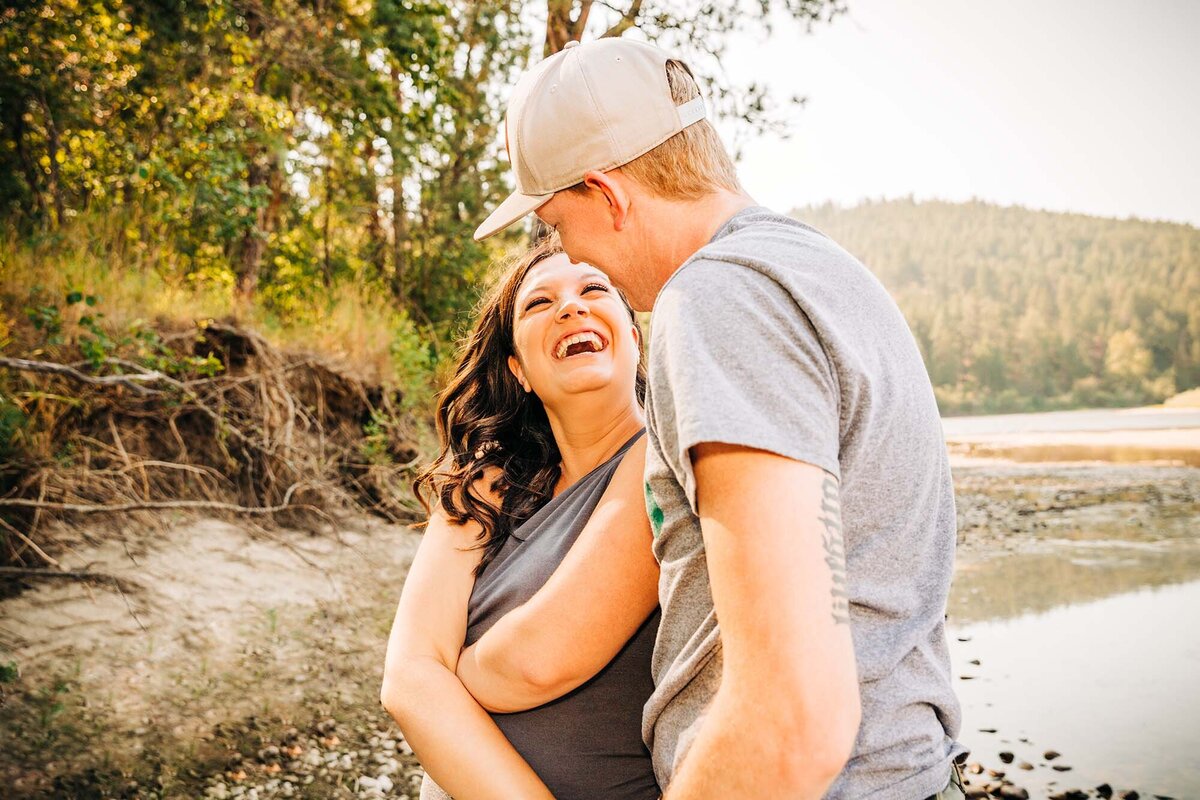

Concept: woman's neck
[[545, 396, 644, 490]]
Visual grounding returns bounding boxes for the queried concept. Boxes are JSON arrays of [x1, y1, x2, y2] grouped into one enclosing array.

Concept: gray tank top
[[420, 431, 661, 800]]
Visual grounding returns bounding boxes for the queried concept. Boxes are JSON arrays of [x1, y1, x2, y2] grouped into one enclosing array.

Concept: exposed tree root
[[0, 317, 424, 572]]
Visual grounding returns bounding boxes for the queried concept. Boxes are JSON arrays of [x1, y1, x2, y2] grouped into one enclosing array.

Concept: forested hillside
[[795, 200, 1200, 415]]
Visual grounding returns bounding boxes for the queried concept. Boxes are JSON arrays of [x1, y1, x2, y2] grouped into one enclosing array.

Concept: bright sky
[[709, 0, 1200, 225]]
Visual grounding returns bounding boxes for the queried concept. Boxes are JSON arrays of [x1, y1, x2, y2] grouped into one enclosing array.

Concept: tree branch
[[601, 0, 643, 38]]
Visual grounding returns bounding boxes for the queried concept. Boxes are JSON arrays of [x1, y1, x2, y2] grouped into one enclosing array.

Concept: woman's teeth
[[555, 332, 605, 359]]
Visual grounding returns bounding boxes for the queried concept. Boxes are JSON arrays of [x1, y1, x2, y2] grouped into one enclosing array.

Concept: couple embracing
[[381, 38, 966, 800]]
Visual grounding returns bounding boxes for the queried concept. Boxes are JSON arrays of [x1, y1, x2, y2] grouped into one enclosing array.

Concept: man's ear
[[582, 169, 630, 232], [507, 354, 531, 393]]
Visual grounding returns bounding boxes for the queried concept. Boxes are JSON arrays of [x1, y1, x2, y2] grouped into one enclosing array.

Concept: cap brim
[[474, 189, 553, 241]]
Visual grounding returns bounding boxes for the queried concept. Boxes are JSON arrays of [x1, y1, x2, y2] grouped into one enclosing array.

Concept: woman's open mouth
[[553, 330, 608, 360]]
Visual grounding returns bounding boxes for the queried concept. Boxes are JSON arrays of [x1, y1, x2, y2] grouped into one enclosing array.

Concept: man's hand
[[664, 442, 861, 799]]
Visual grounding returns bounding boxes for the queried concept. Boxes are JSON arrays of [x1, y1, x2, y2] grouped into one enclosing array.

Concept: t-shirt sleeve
[[648, 258, 841, 514]]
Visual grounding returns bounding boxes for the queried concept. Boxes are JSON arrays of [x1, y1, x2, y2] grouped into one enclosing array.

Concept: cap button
[[563, 40, 580, 49]]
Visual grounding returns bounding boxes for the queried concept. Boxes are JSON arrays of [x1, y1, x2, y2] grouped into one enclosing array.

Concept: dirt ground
[[0, 513, 424, 799]]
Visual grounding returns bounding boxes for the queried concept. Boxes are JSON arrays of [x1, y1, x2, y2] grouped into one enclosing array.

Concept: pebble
[[1097, 785, 1114, 798], [1018, 761, 1034, 771], [999, 751, 1015, 764], [1044, 749, 1062, 760]]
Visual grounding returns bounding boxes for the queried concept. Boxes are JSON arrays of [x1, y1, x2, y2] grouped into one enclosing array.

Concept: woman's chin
[[542, 368, 629, 401]]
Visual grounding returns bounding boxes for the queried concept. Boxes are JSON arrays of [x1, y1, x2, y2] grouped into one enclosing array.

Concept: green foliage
[[1, 0, 847, 400], [0, 661, 17, 683], [796, 199, 1200, 415]]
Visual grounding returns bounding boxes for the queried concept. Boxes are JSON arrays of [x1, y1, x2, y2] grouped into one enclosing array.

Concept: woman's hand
[[456, 437, 660, 712]]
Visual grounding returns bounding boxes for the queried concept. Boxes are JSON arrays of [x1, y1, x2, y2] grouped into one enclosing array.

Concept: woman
[[380, 237, 662, 800]]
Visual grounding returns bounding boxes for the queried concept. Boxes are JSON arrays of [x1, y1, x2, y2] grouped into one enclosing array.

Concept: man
[[474, 38, 965, 799]]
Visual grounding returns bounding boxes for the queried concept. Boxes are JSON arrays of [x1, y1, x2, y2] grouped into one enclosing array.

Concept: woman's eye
[[525, 297, 550, 311], [583, 283, 609, 294]]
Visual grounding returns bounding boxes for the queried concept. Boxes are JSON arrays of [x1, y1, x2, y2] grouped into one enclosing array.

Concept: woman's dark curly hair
[[413, 236, 647, 575]]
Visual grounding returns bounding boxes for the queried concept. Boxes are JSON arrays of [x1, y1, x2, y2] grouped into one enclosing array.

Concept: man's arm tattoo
[[819, 474, 850, 625]]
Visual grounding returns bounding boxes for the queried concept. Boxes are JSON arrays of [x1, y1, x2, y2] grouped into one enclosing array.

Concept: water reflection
[[949, 579, 1200, 799], [950, 539, 1200, 624]]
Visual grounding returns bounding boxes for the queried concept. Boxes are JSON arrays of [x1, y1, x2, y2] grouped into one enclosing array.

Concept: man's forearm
[[663, 683, 848, 800], [381, 657, 553, 800]]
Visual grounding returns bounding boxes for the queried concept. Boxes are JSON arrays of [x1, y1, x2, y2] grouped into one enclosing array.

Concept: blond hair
[[573, 59, 741, 200]]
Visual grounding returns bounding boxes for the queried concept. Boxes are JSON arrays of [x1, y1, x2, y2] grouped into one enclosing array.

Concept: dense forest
[[0, 0, 841, 390], [796, 200, 1200, 415]]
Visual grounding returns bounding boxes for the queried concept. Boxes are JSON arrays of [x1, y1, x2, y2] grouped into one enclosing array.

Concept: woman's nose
[[557, 296, 588, 319]]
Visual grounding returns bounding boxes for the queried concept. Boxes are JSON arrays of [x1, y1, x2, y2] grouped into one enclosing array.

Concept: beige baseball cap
[[473, 38, 706, 241]]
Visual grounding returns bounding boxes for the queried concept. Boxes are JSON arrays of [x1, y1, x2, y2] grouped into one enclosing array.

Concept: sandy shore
[[945, 427, 1200, 467]]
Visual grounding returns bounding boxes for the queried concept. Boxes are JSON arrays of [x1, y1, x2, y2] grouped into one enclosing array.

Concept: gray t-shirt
[[641, 207, 965, 799]]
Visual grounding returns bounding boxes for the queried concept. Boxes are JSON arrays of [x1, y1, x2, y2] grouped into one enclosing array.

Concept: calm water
[[948, 508, 1200, 797], [942, 406, 1200, 437]]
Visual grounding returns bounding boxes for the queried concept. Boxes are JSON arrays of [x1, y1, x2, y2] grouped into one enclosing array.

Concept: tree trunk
[[322, 163, 333, 288], [391, 169, 408, 305], [37, 91, 65, 227], [236, 157, 268, 299]]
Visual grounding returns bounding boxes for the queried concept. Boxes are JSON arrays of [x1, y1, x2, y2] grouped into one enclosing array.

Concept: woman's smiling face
[[508, 253, 641, 407]]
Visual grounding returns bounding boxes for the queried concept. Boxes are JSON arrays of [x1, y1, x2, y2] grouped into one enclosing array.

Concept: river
[[946, 406, 1199, 799]]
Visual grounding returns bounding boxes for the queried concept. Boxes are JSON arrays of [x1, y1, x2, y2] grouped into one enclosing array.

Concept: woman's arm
[[456, 437, 660, 712], [380, 494, 554, 800]]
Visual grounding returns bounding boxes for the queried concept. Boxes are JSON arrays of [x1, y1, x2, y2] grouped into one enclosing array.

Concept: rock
[[376, 775, 394, 793], [988, 769, 1006, 779], [206, 784, 230, 800], [978, 728, 998, 734], [966, 763, 984, 774], [1018, 761, 1034, 771], [999, 751, 1015, 763], [965, 787, 989, 799], [1044, 749, 1061, 760], [969, 659, 981, 665], [1052, 764, 1073, 772], [1096, 785, 1113, 798], [998, 787, 1029, 800], [1119, 792, 1140, 800]]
